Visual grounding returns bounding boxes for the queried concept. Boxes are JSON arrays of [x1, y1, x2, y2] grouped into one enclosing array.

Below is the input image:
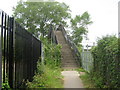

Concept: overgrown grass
[[77, 68, 95, 88], [80, 72, 96, 88], [76, 68, 86, 72], [79, 68, 107, 88], [27, 63, 63, 88], [26, 37, 63, 88]]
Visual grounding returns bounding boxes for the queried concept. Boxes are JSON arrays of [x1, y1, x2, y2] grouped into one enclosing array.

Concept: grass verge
[[77, 68, 96, 88], [26, 38, 63, 88], [80, 72, 96, 88], [27, 64, 63, 88]]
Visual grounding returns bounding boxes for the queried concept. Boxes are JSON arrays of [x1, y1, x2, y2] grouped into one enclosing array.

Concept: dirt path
[[61, 71, 84, 88]]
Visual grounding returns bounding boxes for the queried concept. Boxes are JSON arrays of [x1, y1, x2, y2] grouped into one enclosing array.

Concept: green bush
[[91, 35, 119, 88], [41, 37, 62, 68]]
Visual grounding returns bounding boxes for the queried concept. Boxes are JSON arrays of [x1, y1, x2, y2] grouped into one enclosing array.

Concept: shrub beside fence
[[91, 36, 120, 88], [0, 10, 41, 88]]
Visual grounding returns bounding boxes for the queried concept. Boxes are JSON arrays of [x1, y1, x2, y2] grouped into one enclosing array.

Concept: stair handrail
[[60, 26, 81, 66]]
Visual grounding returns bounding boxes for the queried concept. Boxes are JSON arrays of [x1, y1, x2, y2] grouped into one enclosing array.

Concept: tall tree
[[70, 11, 92, 45], [13, 0, 71, 37]]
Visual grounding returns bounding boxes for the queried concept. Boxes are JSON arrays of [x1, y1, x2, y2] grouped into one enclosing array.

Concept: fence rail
[[0, 10, 42, 88]]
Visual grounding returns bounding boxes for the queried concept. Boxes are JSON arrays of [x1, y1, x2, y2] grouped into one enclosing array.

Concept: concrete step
[[61, 52, 74, 55], [62, 67, 78, 69], [61, 55, 74, 58], [62, 65, 78, 69], [61, 60, 77, 62], [62, 64, 78, 66]]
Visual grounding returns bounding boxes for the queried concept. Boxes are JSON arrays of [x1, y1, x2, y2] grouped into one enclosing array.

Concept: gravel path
[[61, 71, 84, 88]]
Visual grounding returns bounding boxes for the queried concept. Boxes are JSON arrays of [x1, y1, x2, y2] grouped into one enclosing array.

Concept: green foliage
[[2, 60, 10, 89], [26, 37, 63, 88], [70, 11, 93, 45], [2, 81, 10, 89], [76, 68, 86, 72], [41, 37, 62, 68], [90, 72, 104, 88], [91, 35, 119, 88], [2, 76, 10, 89], [80, 72, 96, 88], [13, 0, 71, 37], [79, 69, 105, 88], [27, 64, 63, 88]]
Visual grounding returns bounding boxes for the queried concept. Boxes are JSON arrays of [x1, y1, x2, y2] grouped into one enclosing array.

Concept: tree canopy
[[70, 11, 93, 45], [13, 0, 71, 37], [13, 0, 93, 46]]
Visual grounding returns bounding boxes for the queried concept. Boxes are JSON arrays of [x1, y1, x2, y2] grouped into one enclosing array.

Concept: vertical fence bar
[[3, 13, 7, 83], [0, 11, 2, 89], [12, 18, 16, 88], [1, 11, 4, 85], [6, 15, 9, 82], [8, 17, 14, 88]]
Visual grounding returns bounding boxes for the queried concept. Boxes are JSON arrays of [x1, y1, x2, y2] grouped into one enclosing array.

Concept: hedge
[[91, 35, 120, 88]]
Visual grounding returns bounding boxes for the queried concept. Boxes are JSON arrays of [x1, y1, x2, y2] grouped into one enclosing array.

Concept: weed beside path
[[77, 68, 96, 88], [27, 65, 63, 88]]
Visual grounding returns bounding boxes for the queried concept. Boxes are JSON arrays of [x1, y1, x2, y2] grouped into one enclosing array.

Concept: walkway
[[61, 71, 84, 88], [55, 29, 84, 88]]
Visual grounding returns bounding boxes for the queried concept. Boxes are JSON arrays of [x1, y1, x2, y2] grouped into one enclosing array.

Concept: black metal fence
[[0, 10, 41, 88]]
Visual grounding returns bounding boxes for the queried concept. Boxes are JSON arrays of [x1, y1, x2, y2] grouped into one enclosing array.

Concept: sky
[[0, 0, 119, 47]]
